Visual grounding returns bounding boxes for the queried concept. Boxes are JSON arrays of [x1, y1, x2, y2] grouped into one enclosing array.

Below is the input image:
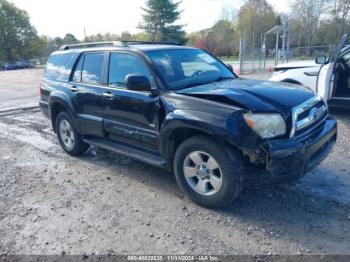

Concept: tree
[[0, 0, 38, 61], [324, 0, 350, 40], [290, 0, 328, 47], [62, 33, 79, 44], [139, 0, 187, 44], [238, 0, 277, 49], [52, 37, 64, 49], [191, 30, 218, 54], [84, 32, 148, 43], [275, 16, 282, 26], [212, 20, 236, 57], [26, 35, 49, 59]]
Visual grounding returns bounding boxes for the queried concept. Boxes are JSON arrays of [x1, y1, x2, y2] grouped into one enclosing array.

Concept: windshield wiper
[[213, 76, 235, 82]]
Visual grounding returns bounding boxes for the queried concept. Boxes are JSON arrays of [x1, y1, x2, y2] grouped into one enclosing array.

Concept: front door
[[317, 34, 347, 100], [102, 52, 160, 149]]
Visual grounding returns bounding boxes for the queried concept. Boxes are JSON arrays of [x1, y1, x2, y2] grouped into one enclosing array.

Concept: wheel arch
[[161, 124, 232, 171], [282, 78, 303, 85], [48, 92, 77, 133]]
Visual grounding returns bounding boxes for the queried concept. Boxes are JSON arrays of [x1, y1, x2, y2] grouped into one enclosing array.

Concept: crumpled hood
[[176, 79, 315, 117]]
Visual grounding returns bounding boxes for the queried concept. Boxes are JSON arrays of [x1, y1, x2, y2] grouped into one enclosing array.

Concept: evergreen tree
[[62, 33, 79, 45], [139, 0, 187, 44]]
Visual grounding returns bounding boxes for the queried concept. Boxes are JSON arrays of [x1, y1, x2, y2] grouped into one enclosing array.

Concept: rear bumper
[[39, 100, 49, 118], [252, 116, 337, 183]]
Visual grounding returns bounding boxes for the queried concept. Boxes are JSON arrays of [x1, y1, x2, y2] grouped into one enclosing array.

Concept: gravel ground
[[0, 69, 349, 255]]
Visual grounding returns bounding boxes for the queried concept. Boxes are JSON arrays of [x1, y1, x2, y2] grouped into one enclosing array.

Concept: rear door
[[102, 52, 160, 149], [71, 52, 107, 137], [317, 34, 347, 100]]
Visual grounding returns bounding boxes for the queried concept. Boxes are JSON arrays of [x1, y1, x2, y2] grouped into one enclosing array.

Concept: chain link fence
[[239, 41, 336, 74]]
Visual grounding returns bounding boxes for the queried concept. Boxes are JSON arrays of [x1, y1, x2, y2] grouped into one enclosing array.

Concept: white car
[[270, 34, 350, 109], [270, 60, 320, 90]]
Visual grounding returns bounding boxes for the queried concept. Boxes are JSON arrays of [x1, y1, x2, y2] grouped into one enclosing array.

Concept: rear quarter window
[[44, 52, 79, 81]]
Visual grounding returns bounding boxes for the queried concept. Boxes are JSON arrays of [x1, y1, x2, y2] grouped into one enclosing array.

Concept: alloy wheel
[[183, 151, 223, 196]]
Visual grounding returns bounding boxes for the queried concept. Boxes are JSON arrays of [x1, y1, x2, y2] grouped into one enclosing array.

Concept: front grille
[[296, 101, 324, 121], [290, 96, 328, 137]]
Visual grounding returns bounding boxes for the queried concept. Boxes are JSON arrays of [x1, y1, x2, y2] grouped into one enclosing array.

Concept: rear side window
[[82, 53, 104, 84], [44, 53, 78, 81]]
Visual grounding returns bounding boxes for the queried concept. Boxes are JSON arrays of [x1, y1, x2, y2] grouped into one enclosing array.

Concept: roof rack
[[59, 40, 180, 51], [59, 41, 124, 51], [122, 40, 180, 45]]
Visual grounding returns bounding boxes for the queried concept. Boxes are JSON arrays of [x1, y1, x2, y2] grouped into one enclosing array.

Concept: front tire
[[174, 136, 245, 208], [55, 111, 89, 156]]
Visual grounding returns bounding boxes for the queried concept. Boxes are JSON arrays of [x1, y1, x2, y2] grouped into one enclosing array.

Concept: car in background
[[270, 60, 321, 90], [270, 35, 350, 109], [14, 60, 34, 69], [29, 58, 41, 66], [1, 60, 34, 70], [2, 62, 17, 70]]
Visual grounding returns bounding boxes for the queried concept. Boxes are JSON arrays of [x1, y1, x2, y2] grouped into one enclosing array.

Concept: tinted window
[[72, 55, 83, 82], [109, 53, 151, 88], [44, 53, 78, 81], [146, 49, 234, 90], [82, 53, 104, 84]]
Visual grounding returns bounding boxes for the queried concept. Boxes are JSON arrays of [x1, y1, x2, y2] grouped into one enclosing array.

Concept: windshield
[[145, 49, 235, 90]]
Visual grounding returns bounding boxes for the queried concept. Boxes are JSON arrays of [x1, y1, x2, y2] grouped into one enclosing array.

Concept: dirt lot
[[0, 69, 350, 255]]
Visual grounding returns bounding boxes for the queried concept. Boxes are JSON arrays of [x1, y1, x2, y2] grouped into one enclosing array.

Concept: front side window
[[145, 49, 235, 90], [108, 53, 151, 88], [82, 53, 104, 84]]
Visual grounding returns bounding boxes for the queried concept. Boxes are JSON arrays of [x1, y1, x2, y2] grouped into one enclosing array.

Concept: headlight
[[243, 113, 286, 138]]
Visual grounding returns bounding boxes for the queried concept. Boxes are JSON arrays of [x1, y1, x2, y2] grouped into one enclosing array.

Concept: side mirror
[[315, 55, 327, 65], [126, 74, 151, 92], [226, 63, 234, 72]]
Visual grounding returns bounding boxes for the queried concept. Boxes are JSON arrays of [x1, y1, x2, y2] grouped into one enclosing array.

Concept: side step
[[83, 137, 167, 169]]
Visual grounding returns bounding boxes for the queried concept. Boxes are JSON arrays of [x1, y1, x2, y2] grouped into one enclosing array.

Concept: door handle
[[70, 85, 78, 92], [102, 92, 114, 99]]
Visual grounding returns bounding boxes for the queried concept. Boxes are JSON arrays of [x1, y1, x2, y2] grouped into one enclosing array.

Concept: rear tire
[[55, 111, 89, 156], [174, 136, 245, 208]]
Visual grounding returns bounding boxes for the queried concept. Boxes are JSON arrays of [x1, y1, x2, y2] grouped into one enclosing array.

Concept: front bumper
[[253, 116, 337, 183]]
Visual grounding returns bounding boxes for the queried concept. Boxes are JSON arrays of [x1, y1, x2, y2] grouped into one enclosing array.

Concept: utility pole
[[287, 18, 290, 63], [262, 34, 266, 70], [239, 33, 244, 74], [275, 32, 279, 66], [281, 15, 289, 64], [282, 19, 286, 64], [84, 27, 87, 40]]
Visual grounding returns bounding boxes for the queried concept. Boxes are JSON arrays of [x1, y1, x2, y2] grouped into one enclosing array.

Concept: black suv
[[40, 41, 337, 208]]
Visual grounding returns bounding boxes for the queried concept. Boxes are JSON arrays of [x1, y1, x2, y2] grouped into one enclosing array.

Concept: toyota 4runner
[[39, 41, 337, 208]]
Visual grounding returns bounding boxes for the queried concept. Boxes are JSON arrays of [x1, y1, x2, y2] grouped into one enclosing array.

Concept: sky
[[8, 0, 291, 40]]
